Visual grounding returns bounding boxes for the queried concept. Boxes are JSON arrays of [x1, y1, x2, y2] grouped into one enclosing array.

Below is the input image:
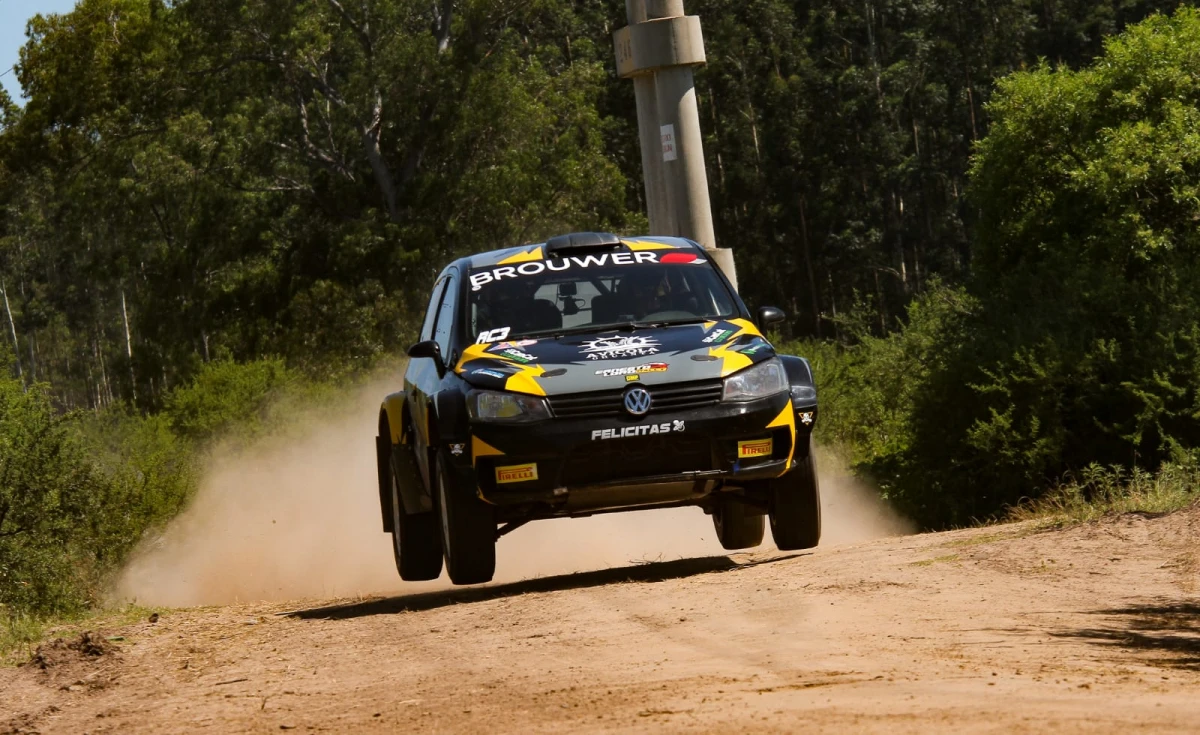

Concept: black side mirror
[[757, 306, 786, 328], [407, 340, 446, 374]]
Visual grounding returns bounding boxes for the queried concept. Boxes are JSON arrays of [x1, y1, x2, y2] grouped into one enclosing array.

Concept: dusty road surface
[[3, 505, 1199, 733]]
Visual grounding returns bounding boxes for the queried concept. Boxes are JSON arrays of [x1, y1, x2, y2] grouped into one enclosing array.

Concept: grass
[[1, 603, 168, 666], [1006, 462, 1200, 526], [910, 554, 961, 567]]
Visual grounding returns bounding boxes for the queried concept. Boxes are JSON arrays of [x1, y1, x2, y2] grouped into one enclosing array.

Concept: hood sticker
[[594, 362, 668, 378], [477, 327, 511, 344], [703, 328, 734, 344], [455, 319, 770, 395], [472, 368, 510, 380], [580, 335, 661, 361]]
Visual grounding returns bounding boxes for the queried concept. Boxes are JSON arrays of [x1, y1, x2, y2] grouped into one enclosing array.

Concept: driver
[[617, 268, 671, 319], [477, 278, 539, 334]]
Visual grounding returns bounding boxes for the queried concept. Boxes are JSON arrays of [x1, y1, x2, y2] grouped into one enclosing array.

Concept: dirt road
[[4, 504, 1198, 733]]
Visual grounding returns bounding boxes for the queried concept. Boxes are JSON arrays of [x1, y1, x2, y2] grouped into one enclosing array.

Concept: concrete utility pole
[[614, 0, 738, 289]]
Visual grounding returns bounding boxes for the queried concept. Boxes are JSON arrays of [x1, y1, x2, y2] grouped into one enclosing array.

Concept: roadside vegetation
[[777, 7, 1200, 530], [0, 357, 342, 660], [1, 2, 1198, 639]]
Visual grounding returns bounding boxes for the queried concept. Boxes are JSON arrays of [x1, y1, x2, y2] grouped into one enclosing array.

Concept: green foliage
[[0, 0, 1196, 622], [0, 0, 1182, 410], [163, 358, 297, 443], [1007, 461, 1200, 524], [0, 377, 102, 616], [783, 284, 977, 466], [0, 356, 336, 621], [789, 9, 1200, 529]]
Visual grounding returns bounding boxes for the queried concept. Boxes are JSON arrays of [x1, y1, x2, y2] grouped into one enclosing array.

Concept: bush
[[782, 9, 1200, 529], [0, 377, 103, 616], [163, 358, 298, 443], [0, 357, 330, 621]]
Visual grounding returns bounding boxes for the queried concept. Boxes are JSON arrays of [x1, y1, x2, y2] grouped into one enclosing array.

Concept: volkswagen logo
[[623, 387, 652, 416]]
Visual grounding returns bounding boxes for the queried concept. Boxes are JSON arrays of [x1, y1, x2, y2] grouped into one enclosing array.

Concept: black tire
[[436, 453, 496, 585], [390, 448, 443, 581], [712, 496, 766, 550], [768, 437, 822, 550]]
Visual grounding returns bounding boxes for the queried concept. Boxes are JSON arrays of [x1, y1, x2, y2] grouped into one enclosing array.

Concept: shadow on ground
[[287, 553, 804, 620], [1053, 601, 1200, 671]]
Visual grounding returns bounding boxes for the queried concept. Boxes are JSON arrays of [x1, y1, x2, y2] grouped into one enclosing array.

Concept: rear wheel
[[390, 447, 443, 581], [768, 437, 822, 550], [712, 496, 765, 550], [436, 453, 496, 585]]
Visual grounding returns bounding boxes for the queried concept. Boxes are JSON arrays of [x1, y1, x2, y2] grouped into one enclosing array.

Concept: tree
[[869, 7, 1200, 527]]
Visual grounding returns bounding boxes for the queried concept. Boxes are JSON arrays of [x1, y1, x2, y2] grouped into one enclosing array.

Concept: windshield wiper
[[630, 318, 709, 329], [514, 318, 709, 341]]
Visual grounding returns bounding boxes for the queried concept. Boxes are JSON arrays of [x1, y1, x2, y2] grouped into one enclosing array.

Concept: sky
[[1, 0, 79, 102]]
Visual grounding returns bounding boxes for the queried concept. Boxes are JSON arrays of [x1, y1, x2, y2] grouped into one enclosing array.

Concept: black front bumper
[[457, 391, 806, 513]]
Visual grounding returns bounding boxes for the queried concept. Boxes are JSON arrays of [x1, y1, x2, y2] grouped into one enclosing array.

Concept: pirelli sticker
[[495, 463, 538, 484], [738, 438, 773, 459]]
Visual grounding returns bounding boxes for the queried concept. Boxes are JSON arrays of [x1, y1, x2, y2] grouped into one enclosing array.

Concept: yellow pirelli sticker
[[495, 463, 538, 484], [738, 438, 773, 459]]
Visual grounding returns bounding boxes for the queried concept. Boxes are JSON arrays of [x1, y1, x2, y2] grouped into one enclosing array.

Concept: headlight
[[792, 385, 817, 402], [722, 358, 788, 402], [467, 390, 551, 422]]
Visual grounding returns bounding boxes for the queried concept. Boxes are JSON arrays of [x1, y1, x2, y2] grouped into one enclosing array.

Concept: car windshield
[[466, 248, 738, 341]]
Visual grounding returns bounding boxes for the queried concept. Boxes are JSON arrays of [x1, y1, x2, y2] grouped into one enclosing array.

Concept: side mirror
[[757, 306, 786, 328], [407, 340, 446, 374]]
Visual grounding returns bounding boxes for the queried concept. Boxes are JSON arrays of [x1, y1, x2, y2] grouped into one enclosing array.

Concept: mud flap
[[376, 435, 394, 533], [392, 442, 433, 515]]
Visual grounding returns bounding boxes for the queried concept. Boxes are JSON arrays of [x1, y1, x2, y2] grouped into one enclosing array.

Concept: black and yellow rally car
[[376, 233, 820, 585]]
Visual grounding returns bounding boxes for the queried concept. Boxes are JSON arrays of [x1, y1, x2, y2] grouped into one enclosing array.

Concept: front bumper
[[458, 391, 805, 512]]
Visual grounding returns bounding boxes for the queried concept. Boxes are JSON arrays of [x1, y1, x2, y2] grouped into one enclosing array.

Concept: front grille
[[560, 434, 713, 486], [547, 379, 723, 419]]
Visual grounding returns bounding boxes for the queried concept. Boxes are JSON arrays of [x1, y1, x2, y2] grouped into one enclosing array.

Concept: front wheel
[[436, 453, 496, 585], [712, 496, 765, 550], [768, 437, 822, 550]]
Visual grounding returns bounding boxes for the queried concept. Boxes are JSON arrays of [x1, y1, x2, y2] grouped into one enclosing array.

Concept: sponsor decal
[[738, 438, 774, 459], [450, 443, 465, 456], [591, 420, 685, 441], [594, 363, 668, 378], [799, 412, 815, 426], [472, 369, 509, 380], [496, 463, 538, 484], [739, 342, 771, 356], [496, 348, 536, 364], [476, 327, 511, 344], [703, 328, 733, 345], [580, 335, 661, 361], [469, 251, 707, 291], [496, 340, 537, 349], [626, 375, 640, 382]]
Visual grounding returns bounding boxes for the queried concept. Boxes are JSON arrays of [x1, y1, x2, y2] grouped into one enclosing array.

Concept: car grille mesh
[[547, 379, 723, 419], [560, 434, 713, 486]]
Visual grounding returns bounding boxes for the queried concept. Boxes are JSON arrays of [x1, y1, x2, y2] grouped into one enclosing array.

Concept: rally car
[[376, 232, 820, 585]]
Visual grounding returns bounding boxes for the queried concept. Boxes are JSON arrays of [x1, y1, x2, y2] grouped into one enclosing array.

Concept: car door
[[406, 269, 459, 489]]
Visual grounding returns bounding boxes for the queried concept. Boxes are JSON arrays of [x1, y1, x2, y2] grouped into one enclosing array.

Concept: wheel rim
[[438, 472, 452, 561]]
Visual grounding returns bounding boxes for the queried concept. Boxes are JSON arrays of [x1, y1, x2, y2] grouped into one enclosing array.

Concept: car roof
[[444, 234, 704, 273]]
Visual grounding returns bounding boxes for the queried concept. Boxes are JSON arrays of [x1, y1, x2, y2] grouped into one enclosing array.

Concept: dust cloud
[[116, 376, 910, 608]]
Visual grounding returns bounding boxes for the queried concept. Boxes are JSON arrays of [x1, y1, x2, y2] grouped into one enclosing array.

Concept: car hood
[[453, 318, 776, 397]]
